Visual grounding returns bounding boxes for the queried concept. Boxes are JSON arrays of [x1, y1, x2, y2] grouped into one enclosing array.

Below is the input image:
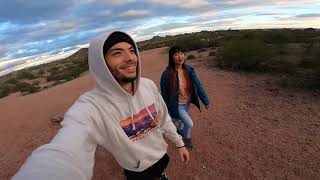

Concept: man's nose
[[124, 51, 135, 61]]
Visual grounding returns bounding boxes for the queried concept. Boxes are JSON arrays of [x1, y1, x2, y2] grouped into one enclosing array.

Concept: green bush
[[0, 86, 10, 98], [267, 59, 298, 74], [300, 43, 320, 69], [16, 70, 37, 80], [48, 66, 60, 74], [4, 78, 19, 84], [38, 69, 45, 76], [280, 70, 320, 90], [294, 43, 320, 89], [16, 82, 40, 94], [46, 64, 87, 82], [218, 38, 272, 71]]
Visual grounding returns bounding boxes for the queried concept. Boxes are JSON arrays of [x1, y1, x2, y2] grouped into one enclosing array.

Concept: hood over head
[[88, 31, 141, 99]]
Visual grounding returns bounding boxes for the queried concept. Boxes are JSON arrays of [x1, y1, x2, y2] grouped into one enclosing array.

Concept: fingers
[[180, 153, 184, 162], [179, 148, 190, 164], [184, 152, 190, 163]]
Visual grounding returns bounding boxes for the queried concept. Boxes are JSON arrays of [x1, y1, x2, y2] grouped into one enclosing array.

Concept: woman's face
[[172, 51, 185, 67]]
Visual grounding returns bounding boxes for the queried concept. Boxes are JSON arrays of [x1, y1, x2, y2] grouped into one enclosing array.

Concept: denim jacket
[[160, 64, 210, 119]]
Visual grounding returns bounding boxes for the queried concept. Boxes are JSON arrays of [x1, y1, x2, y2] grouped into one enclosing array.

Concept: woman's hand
[[178, 147, 190, 163]]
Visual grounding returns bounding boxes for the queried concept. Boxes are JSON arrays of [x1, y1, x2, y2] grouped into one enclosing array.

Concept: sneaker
[[160, 173, 168, 180], [183, 138, 193, 149]]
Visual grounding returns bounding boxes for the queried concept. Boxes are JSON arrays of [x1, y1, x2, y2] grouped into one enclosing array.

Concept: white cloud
[[154, 25, 202, 36], [150, 0, 210, 9], [119, 10, 150, 17], [268, 0, 319, 5], [108, 0, 137, 5]]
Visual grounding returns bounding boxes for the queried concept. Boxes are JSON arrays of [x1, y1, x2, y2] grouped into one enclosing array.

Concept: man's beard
[[115, 76, 137, 84], [109, 68, 137, 84]]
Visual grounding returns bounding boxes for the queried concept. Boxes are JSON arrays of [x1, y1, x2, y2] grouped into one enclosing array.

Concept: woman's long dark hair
[[168, 46, 193, 100]]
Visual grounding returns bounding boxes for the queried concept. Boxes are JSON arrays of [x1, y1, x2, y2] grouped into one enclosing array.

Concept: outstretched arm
[[13, 114, 98, 180]]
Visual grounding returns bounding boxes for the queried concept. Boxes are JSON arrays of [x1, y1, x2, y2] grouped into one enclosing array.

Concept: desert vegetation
[[0, 48, 88, 98], [138, 28, 320, 90], [0, 28, 319, 99]]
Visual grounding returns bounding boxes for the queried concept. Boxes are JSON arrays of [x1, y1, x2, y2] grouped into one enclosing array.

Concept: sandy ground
[[0, 47, 319, 180]]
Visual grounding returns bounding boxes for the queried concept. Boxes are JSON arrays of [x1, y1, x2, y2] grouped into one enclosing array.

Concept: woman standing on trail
[[160, 46, 210, 149]]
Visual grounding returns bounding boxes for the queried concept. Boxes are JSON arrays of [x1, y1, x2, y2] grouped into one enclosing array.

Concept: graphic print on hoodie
[[120, 104, 159, 141]]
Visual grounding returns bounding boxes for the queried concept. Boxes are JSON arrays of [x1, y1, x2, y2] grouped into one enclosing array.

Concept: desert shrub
[[46, 72, 69, 82], [48, 66, 60, 74], [293, 42, 320, 89], [0, 85, 10, 98], [20, 83, 40, 94], [209, 51, 216, 56], [4, 78, 19, 84], [300, 43, 320, 69], [273, 41, 320, 90], [38, 69, 45, 76], [6, 82, 39, 94], [138, 32, 218, 52], [46, 65, 87, 82], [187, 55, 196, 60], [279, 70, 320, 90], [218, 38, 272, 71], [46, 50, 89, 82], [262, 30, 295, 44], [266, 59, 298, 74], [16, 70, 37, 80]]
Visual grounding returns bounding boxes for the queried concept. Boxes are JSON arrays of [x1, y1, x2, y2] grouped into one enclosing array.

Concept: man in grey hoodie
[[13, 31, 189, 180]]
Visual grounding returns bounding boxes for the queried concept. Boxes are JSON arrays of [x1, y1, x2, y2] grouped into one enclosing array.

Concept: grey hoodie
[[12, 31, 184, 180]]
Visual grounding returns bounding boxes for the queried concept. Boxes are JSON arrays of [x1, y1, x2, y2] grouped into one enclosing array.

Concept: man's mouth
[[125, 66, 135, 71], [120, 64, 136, 72]]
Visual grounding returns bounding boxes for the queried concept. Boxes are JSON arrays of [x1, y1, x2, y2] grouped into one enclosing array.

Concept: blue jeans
[[178, 103, 193, 139]]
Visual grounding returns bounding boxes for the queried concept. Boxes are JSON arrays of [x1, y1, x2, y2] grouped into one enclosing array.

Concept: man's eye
[[130, 49, 135, 54], [112, 51, 121, 56]]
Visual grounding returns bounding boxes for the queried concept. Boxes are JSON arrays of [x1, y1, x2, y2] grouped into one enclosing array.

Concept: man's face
[[105, 42, 138, 84], [173, 51, 185, 66]]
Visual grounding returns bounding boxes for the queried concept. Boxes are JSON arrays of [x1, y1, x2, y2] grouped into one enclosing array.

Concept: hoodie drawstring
[[138, 92, 164, 134], [128, 96, 136, 131], [146, 106, 164, 134], [127, 92, 164, 133]]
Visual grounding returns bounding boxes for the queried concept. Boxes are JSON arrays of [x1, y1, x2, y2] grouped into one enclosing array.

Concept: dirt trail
[[0, 47, 319, 179]]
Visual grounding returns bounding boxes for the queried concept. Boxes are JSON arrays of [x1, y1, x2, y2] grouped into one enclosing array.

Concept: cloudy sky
[[0, 0, 320, 76]]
